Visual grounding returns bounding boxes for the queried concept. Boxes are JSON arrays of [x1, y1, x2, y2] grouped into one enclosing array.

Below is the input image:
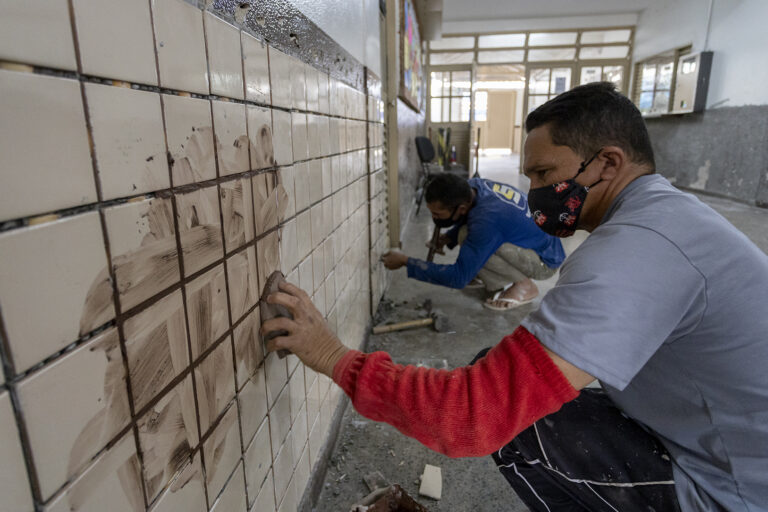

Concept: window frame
[[632, 45, 692, 116], [428, 69, 473, 123]]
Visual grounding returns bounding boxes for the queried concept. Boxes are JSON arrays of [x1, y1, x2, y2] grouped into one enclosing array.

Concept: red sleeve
[[332, 326, 578, 457]]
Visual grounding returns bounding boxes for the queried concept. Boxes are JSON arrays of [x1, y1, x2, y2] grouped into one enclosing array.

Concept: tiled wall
[[0, 1, 388, 511]]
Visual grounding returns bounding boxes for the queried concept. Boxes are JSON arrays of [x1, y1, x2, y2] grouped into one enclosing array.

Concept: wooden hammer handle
[[372, 317, 434, 334]]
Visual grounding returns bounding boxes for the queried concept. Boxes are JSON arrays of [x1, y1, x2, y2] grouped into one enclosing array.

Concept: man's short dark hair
[[525, 82, 655, 170], [425, 174, 472, 209]]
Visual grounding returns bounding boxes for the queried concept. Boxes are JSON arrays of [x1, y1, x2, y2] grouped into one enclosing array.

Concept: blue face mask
[[527, 149, 603, 237]]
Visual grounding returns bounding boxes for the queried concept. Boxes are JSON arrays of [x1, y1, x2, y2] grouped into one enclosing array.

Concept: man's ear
[[597, 146, 625, 180]]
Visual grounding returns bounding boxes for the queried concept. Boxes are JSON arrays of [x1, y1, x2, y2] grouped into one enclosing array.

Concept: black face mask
[[433, 206, 460, 228], [527, 149, 603, 237]]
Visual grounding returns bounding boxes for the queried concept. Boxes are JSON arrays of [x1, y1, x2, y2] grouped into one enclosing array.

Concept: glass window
[[430, 98, 442, 123], [442, 98, 450, 121], [528, 95, 548, 113], [641, 65, 657, 90], [475, 91, 488, 122], [430, 72, 446, 97], [579, 45, 629, 60], [451, 71, 471, 96], [550, 68, 572, 94], [580, 66, 602, 84], [529, 68, 550, 94], [528, 32, 577, 46], [477, 50, 525, 63], [478, 33, 526, 48], [430, 52, 474, 65], [603, 66, 623, 90], [450, 97, 470, 122], [528, 48, 576, 62], [580, 29, 631, 44], [656, 62, 674, 89], [430, 37, 475, 50]]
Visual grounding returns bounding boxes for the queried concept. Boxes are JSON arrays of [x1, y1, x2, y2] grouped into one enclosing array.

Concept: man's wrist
[[321, 344, 351, 378]]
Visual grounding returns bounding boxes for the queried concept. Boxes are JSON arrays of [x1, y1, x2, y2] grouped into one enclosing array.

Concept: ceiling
[[442, 0, 655, 22]]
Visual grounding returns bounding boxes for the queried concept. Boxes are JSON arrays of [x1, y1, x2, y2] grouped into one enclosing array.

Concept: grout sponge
[[259, 270, 293, 359]]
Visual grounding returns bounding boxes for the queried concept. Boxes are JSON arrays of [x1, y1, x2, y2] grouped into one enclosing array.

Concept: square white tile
[[162, 94, 216, 186], [250, 469, 276, 512], [195, 338, 236, 436], [309, 159, 323, 204], [290, 113, 308, 162], [204, 12, 244, 100], [0, 213, 114, 372], [269, 385, 291, 452], [233, 308, 264, 390], [86, 83, 169, 200], [305, 66, 319, 112], [263, 351, 288, 408], [279, 219, 298, 274], [268, 47, 292, 109], [293, 162, 310, 213], [0, 70, 96, 222], [317, 71, 330, 115], [210, 462, 246, 512], [0, 0, 76, 70], [72, 0, 157, 84], [203, 403, 242, 501], [306, 114, 321, 159], [147, 453, 206, 512], [212, 100, 249, 176], [151, 0, 209, 94], [0, 392, 34, 511], [104, 198, 180, 312], [242, 32, 270, 104], [176, 185, 223, 276], [17, 328, 130, 500], [137, 375, 199, 502], [244, 417, 272, 507], [123, 290, 189, 410], [271, 435, 293, 506], [271, 109, 293, 167], [185, 264, 229, 358], [238, 369, 268, 444], [247, 105, 275, 170], [290, 60, 306, 111], [44, 433, 143, 512], [220, 177, 255, 252]]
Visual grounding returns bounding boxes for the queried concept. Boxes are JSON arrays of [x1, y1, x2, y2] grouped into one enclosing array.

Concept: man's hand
[[381, 251, 409, 270], [260, 282, 349, 377]]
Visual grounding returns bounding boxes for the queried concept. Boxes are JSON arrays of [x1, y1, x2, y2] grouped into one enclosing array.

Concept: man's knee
[[470, 347, 491, 365]]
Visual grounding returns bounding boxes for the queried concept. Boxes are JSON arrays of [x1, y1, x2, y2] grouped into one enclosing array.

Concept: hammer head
[[429, 310, 449, 332]]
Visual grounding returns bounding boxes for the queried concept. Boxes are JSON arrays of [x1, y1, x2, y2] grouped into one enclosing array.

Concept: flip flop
[[482, 283, 534, 311]]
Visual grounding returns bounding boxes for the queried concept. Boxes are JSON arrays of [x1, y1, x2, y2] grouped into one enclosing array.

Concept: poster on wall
[[400, 0, 423, 112]]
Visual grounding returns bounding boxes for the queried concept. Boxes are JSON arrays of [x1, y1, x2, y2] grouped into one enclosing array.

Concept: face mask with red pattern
[[528, 149, 602, 237]]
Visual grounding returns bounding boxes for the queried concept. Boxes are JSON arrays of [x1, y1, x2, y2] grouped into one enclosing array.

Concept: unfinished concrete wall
[[635, 0, 768, 206], [0, 0, 388, 511]]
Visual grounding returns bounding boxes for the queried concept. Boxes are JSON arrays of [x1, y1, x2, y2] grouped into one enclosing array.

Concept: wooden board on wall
[[399, 0, 423, 113]]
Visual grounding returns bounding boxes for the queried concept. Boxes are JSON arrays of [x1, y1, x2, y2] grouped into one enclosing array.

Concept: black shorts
[[473, 349, 681, 512]]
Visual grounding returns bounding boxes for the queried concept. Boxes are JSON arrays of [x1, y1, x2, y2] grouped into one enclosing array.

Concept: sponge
[[259, 271, 293, 358]]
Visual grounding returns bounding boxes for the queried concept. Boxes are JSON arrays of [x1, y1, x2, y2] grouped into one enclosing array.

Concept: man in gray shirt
[[509, 82, 768, 511]]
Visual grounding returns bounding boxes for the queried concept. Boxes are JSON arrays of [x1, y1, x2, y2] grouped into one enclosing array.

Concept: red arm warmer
[[332, 326, 578, 457]]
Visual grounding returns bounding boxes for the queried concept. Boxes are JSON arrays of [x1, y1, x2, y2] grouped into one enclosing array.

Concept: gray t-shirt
[[522, 174, 768, 511]]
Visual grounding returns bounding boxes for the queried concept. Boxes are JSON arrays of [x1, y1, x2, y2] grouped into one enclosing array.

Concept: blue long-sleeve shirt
[[407, 178, 565, 289]]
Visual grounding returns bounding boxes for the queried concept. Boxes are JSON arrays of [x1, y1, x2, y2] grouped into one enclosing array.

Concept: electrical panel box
[[672, 51, 713, 114]]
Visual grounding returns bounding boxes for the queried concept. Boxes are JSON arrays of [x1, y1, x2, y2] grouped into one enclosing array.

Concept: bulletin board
[[400, 0, 424, 112]]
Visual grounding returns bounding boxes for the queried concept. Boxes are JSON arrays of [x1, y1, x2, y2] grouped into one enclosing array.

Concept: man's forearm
[[332, 326, 579, 457]]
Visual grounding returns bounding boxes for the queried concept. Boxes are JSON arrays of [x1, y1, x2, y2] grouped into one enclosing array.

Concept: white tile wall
[[0, 3, 387, 510]]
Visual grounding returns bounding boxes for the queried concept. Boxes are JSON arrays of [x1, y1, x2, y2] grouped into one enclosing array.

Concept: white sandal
[[482, 283, 534, 311]]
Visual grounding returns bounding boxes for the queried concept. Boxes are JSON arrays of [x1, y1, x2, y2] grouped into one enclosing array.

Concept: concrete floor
[[311, 156, 768, 511]]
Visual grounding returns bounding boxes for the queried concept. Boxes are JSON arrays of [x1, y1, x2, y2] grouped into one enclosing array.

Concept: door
[[485, 91, 516, 149]]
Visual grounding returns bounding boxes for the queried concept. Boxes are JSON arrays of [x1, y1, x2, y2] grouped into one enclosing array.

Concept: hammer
[[372, 310, 448, 334], [425, 225, 445, 262]]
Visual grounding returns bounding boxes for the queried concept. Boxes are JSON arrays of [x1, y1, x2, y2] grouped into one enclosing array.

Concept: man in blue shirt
[[382, 174, 565, 310]]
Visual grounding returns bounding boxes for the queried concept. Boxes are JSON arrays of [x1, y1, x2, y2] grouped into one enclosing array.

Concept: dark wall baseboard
[[645, 105, 768, 207]]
